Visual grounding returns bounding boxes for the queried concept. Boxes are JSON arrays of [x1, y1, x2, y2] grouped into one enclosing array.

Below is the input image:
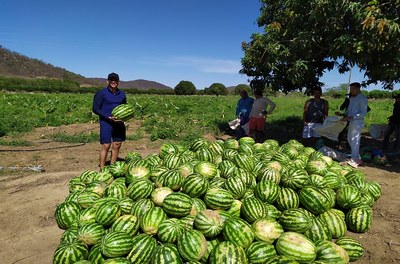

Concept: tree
[[240, 0, 400, 92], [234, 84, 251, 95], [174, 80, 196, 95], [204, 83, 228, 96]]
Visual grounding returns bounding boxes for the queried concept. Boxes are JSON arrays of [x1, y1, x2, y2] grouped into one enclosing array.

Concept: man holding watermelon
[[92, 72, 127, 169]]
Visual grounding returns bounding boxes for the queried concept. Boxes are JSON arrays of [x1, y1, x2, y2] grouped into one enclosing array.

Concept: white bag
[[318, 146, 347, 162], [314, 116, 347, 142], [228, 118, 240, 130]]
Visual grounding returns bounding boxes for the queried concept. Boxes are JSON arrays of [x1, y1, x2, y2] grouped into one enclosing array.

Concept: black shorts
[[99, 120, 126, 144]]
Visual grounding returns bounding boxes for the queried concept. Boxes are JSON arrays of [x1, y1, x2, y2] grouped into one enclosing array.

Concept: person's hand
[[342, 116, 352, 122], [335, 111, 343, 116], [108, 116, 123, 122]]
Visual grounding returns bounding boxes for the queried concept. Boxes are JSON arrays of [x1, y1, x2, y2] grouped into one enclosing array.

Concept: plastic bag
[[228, 118, 240, 130], [314, 116, 347, 142], [318, 146, 347, 162]]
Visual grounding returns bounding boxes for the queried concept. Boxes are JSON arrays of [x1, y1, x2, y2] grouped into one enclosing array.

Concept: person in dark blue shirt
[[235, 89, 254, 138], [92, 72, 127, 169]]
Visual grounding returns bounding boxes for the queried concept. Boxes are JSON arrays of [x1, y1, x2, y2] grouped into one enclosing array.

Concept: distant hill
[[0, 46, 173, 90]]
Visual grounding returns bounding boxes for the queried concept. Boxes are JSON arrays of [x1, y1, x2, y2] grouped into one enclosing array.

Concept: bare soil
[[0, 122, 399, 264]]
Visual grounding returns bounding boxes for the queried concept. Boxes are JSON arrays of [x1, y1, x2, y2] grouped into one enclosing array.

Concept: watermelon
[[177, 229, 207, 261], [127, 178, 154, 201], [151, 243, 183, 264], [303, 216, 332, 243], [209, 241, 248, 264], [275, 187, 300, 211], [95, 201, 121, 226], [241, 197, 268, 223], [315, 240, 349, 264], [336, 185, 363, 209], [127, 234, 157, 263], [140, 206, 167, 235], [252, 218, 284, 244], [223, 217, 254, 248], [77, 223, 105, 245], [162, 192, 193, 218], [110, 214, 140, 237], [246, 241, 277, 264], [318, 209, 347, 239], [345, 206, 372, 233], [335, 236, 364, 262], [111, 104, 135, 121], [55, 201, 81, 230], [101, 231, 134, 258], [53, 242, 88, 264], [157, 218, 185, 244], [278, 208, 311, 233], [181, 173, 209, 197], [275, 232, 317, 263], [204, 188, 234, 210], [130, 198, 155, 218], [151, 186, 173, 206], [298, 186, 332, 215], [194, 209, 225, 238]]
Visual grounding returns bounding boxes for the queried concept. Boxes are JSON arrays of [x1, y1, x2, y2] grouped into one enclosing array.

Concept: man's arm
[[92, 91, 107, 119]]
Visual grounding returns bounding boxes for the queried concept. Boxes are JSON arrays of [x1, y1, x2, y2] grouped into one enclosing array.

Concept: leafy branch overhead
[[240, 0, 400, 92]]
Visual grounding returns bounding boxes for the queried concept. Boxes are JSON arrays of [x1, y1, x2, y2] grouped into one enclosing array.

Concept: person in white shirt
[[337, 82, 368, 167], [248, 89, 276, 142]]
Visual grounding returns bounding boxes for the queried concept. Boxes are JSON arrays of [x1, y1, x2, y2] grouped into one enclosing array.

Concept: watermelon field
[[0, 92, 400, 264]]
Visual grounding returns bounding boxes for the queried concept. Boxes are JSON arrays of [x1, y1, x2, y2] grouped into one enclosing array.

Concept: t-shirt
[[345, 93, 368, 122], [92, 87, 127, 121], [249, 96, 276, 118], [236, 96, 254, 119]]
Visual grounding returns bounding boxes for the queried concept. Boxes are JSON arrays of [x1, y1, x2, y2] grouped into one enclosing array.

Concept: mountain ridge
[[0, 46, 173, 90]]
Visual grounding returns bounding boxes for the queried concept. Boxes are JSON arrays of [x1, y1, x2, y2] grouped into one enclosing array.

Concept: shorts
[[249, 117, 266, 132], [302, 123, 323, 138], [99, 120, 126, 144]]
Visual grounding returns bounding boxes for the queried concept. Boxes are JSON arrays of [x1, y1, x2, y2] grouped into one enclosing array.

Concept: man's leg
[[110, 141, 122, 164], [99, 143, 111, 169], [347, 122, 363, 163]]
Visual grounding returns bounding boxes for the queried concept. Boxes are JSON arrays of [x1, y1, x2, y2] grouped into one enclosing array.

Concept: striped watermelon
[[101, 231, 133, 258], [111, 103, 135, 121], [224, 175, 247, 199], [194, 161, 218, 179], [315, 240, 349, 264], [108, 161, 127, 178], [53, 242, 88, 264], [95, 201, 121, 226], [105, 184, 127, 199], [318, 209, 347, 239], [126, 163, 151, 184], [194, 209, 225, 238], [251, 218, 284, 243], [110, 215, 140, 237], [157, 218, 185, 244], [278, 208, 311, 233], [254, 180, 280, 204], [151, 243, 183, 264], [298, 186, 332, 215], [127, 178, 154, 201], [275, 187, 299, 211], [366, 180, 383, 201], [275, 232, 317, 263], [77, 223, 105, 245], [77, 191, 101, 208], [189, 138, 209, 152], [88, 244, 107, 264], [209, 241, 248, 264], [84, 181, 107, 197], [280, 168, 309, 190], [55, 201, 81, 230], [241, 197, 268, 223], [130, 198, 155, 218], [223, 217, 254, 248], [178, 229, 207, 261], [257, 167, 281, 184], [181, 173, 209, 197], [345, 206, 372, 233], [190, 197, 207, 216], [103, 258, 131, 264], [77, 207, 96, 227], [264, 204, 281, 219], [336, 185, 363, 209], [303, 216, 332, 243], [204, 188, 234, 210], [118, 197, 134, 214], [162, 192, 193, 218], [127, 234, 157, 263], [335, 236, 364, 262], [140, 206, 167, 235], [226, 199, 242, 218], [80, 170, 98, 184], [60, 226, 79, 244], [157, 169, 184, 191], [246, 241, 277, 264]]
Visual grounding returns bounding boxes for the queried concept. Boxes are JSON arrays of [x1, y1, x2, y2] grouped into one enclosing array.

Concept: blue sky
[[0, 0, 381, 90]]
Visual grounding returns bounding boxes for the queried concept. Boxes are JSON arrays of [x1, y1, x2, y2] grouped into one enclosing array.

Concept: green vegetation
[[0, 92, 395, 144], [241, 0, 400, 91]]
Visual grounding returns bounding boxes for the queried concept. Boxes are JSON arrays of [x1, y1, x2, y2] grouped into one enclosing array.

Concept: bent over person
[[92, 72, 127, 169], [249, 89, 276, 142]]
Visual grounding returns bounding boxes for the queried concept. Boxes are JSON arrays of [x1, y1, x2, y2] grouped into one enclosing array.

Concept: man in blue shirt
[[92, 72, 127, 169], [235, 89, 254, 138]]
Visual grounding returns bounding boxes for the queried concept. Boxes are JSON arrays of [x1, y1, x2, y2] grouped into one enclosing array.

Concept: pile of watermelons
[[53, 137, 382, 264]]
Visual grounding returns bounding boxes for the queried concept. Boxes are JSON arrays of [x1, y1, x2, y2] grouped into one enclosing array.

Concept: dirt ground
[[0, 122, 399, 264]]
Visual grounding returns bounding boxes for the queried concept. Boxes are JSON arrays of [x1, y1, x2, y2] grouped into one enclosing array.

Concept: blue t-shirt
[[92, 87, 127, 121], [236, 97, 254, 119]]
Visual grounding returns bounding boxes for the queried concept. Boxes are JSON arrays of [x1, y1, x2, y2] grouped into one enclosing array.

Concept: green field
[[1, 92, 394, 144]]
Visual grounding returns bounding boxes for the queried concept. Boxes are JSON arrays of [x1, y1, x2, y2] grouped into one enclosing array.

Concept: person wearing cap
[[92, 72, 127, 169], [302, 87, 329, 147], [235, 89, 254, 138], [382, 94, 400, 151], [337, 82, 368, 167]]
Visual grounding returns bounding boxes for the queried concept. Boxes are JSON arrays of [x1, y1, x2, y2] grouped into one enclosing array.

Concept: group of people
[[92, 72, 399, 170]]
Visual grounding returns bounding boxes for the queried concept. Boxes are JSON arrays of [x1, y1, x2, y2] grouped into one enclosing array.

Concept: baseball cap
[[107, 72, 119, 81]]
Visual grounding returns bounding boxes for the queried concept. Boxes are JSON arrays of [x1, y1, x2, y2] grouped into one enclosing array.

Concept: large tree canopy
[[240, 0, 400, 92]]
